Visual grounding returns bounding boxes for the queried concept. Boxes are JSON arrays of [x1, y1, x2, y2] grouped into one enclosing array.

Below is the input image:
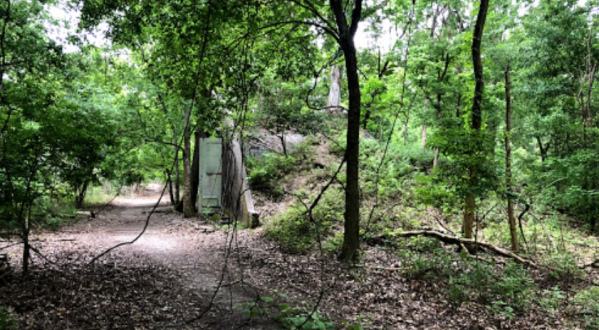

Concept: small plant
[[237, 295, 335, 330], [543, 252, 584, 283], [573, 287, 599, 329], [447, 277, 468, 308], [539, 286, 565, 317], [0, 306, 14, 330]]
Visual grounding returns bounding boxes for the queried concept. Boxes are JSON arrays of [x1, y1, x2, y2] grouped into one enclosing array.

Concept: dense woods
[[1, 0, 599, 329]]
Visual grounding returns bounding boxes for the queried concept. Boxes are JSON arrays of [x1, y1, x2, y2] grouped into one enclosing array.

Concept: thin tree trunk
[[167, 172, 175, 205], [586, 65, 596, 129], [280, 134, 288, 157], [174, 144, 180, 205], [464, 0, 489, 239], [190, 131, 201, 211], [505, 61, 519, 252], [22, 204, 31, 276], [182, 129, 196, 218], [75, 181, 88, 209], [331, 0, 363, 263], [585, 27, 596, 132], [327, 66, 342, 112]]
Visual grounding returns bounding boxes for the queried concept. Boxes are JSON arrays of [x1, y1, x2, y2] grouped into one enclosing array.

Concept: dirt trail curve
[[0, 183, 275, 330]]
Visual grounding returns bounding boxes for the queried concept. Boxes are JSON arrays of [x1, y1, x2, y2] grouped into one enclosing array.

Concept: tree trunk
[[463, 0, 489, 239], [505, 61, 519, 252], [327, 65, 342, 112], [22, 205, 31, 276], [167, 172, 175, 205], [75, 181, 88, 209], [174, 144, 180, 206], [463, 193, 475, 239], [182, 129, 196, 218], [536, 136, 548, 162], [190, 131, 201, 211], [331, 0, 363, 263], [280, 134, 288, 157]]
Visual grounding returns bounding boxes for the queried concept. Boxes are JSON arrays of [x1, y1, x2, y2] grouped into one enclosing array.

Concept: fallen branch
[[367, 230, 537, 267]]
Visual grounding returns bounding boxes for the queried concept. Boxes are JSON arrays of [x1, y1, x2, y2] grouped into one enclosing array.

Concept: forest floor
[[0, 184, 277, 330], [1, 184, 597, 329]]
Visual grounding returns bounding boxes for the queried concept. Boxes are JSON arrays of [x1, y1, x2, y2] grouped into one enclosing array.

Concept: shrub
[[247, 153, 296, 198], [264, 188, 344, 254], [263, 208, 317, 254]]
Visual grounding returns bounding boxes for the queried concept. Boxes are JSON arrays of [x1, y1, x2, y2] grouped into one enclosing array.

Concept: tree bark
[[463, 0, 489, 239], [22, 204, 31, 276], [174, 143, 180, 206], [182, 127, 196, 218], [280, 134, 288, 157], [166, 173, 175, 205], [75, 181, 88, 209], [330, 0, 362, 263], [505, 61, 519, 252], [327, 65, 342, 112], [190, 131, 201, 211]]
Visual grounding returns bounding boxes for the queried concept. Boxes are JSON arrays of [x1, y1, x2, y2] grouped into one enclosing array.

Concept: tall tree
[[329, 0, 363, 262], [505, 61, 519, 251], [463, 0, 490, 239]]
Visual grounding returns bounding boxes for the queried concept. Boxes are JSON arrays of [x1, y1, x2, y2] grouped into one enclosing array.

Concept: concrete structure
[[198, 137, 223, 214], [197, 136, 259, 227]]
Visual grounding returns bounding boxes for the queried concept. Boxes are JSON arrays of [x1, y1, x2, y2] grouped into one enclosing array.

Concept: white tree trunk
[[327, 66, 342, 111]]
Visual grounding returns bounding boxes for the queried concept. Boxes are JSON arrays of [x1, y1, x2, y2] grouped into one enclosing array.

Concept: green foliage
[[237, 295, 335, 330], [543, 252, 584, 282], [573, 287, 599, 329], [539, 286, 566, 318], [255, 73, 327, 149], [0, 306, 14, 330], [264, 187, 344, 254], [263, 207, 317, 254], [247, 154, 296, 198]]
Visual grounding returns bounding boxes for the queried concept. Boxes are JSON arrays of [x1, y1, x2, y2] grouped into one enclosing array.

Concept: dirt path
[[0, 184, 274, 330]]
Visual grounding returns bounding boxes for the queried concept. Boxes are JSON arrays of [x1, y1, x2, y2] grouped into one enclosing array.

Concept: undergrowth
[[237, 294, 358, 330], [0, 306, 14, 330], [256, 126, 599, 328], [247, 153, 297, 199], [263, 187, 344, 254]]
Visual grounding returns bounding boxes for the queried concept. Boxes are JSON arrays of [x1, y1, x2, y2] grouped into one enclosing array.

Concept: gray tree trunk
[[327, 66, 343, 111]]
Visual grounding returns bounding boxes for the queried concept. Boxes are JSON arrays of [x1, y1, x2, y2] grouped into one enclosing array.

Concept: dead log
[[367, 230, 537, 267], [76, 210, 95, 218]]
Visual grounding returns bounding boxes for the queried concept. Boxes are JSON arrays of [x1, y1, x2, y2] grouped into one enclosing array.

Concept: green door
[[198, 138, 222, 214]]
